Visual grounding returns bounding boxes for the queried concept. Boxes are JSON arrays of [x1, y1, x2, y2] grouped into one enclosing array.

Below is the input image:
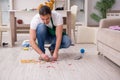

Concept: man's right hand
[[40, 53, 50, 62]]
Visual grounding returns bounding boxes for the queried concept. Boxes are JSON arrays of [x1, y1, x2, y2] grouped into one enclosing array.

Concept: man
[[30, 5, 71, 61]]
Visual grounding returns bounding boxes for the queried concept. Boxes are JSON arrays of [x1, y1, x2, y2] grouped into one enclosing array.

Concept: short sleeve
[[30, 14, 41, 30], [30, 19, 37, 30], [52, 11, 63, 26]]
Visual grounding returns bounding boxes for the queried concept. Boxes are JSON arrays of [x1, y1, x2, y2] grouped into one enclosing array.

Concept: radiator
[[107, 12, 120, 19]]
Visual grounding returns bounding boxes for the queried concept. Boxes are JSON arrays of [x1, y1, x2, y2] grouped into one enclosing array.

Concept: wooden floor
[[0, 33, 120, 80]]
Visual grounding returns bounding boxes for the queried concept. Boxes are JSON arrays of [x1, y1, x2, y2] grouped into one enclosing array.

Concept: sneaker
[[48, 47, 54, 56]]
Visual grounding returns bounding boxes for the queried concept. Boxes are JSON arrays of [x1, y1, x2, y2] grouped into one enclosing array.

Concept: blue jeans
[[36, 23, 71, 53]]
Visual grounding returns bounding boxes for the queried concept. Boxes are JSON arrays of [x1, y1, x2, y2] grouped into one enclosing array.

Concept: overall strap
[[51, 17, 56, 29], [50, 17, 66, 35]]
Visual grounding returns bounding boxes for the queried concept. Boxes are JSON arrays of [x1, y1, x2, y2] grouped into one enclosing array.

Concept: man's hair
[[39, 5, 51, 16]]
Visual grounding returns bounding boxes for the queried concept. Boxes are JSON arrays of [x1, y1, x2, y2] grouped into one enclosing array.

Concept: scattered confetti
[[68, 64, 72, 66], [23, 47, 29, 51], [46, 65, 55, 68], [21, 59, 45, 64]]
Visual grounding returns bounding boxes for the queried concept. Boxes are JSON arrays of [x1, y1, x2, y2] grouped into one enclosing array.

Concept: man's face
[[40, 14, 51, 25]]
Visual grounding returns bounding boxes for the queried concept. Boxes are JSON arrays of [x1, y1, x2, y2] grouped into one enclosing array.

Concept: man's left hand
[[52, 53, 58, 61]]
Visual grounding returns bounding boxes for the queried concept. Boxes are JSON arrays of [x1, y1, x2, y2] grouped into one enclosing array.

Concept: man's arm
[[53, 25, 63, 60], [30, 29, 50, 61]]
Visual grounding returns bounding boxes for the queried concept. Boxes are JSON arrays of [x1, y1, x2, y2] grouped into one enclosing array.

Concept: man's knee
[[36, 23, 47, 35], [62, 35, 71, 48]]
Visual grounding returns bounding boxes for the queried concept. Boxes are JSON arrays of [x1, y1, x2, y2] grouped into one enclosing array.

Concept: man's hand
[[52, 53, 58, 61], [40, 53, 50, 62]]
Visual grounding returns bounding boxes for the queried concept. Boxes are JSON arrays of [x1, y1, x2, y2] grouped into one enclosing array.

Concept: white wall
[[0, 0, 10, 25], [13, 0, 48, 24], [15, 11, 37, 24], [87, 0, 120, 26], [112, 0, 120, 10], [87, 0, 99, 26], [14, 0, 47, 10]]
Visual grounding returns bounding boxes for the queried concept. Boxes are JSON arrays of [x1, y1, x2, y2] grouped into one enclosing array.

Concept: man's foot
[[48, 47, 54, 56]]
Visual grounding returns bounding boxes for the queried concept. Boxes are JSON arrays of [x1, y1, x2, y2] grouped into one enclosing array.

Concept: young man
[[30, 6, 71, 61]]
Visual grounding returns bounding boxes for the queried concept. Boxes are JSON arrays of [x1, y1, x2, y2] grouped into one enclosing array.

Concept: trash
[[22, 40, 30, 50], [22, 40, 30, 47], [2, 42, 8, 47]]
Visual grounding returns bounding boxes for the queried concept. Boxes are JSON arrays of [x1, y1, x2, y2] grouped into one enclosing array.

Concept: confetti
[[21, 59, 41, 63]]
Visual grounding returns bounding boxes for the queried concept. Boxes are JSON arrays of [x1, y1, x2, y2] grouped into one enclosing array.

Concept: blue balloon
[[80, 48, 85, 54]]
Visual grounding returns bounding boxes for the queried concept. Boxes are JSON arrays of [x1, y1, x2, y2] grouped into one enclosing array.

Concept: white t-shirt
[[30, 11, 63, 30]]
